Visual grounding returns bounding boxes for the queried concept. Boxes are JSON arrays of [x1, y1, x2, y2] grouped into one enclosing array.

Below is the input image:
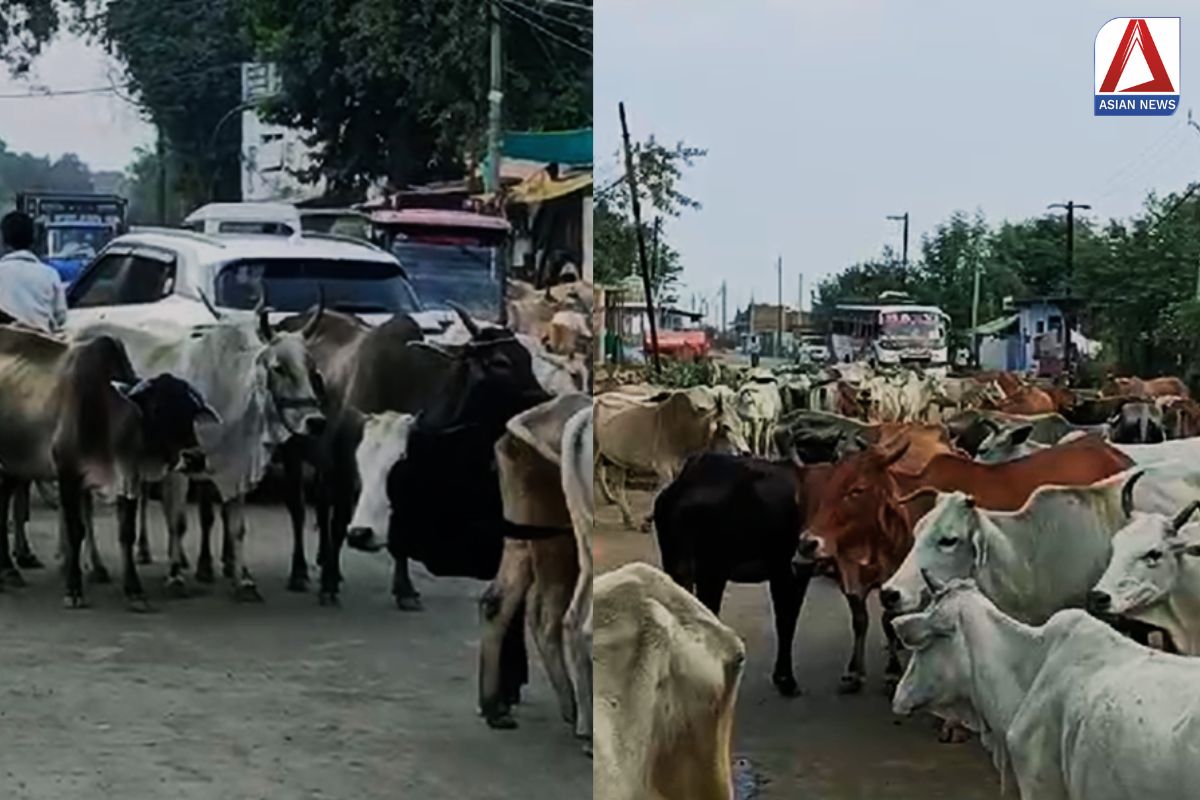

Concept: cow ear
[[196, 403, 221, 425], [110, 380, 133, 396], [1183, 542, 1200, 558], [1009, 425, 1034, 445]]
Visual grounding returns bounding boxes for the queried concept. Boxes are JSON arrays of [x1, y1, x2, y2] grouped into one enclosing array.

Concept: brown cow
[[983, 385, 1057, 415], [1158, 395, 1200, 439], [1102, 374, 1189, 399], [795, 434, 1133, 693]]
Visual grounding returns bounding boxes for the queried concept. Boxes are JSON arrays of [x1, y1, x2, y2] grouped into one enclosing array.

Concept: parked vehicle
[[15, 191, 128, 284], [65, 228, 426, 331], [644, 329, 711, 362], [369, 208, 510, 323], [183, 202, 301, 236], [299, 208, 371, 241]]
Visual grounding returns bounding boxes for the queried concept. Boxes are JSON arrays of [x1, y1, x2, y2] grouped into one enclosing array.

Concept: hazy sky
[[595, 1, 1200, 319], [0, 34, 154, 171]]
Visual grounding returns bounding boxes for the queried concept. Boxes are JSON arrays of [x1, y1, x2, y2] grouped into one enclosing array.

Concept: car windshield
[[389, 241, 501, 321], [215, 258, 421, 315], [48, 226, 111, 260], [881, 311, 941, 340]]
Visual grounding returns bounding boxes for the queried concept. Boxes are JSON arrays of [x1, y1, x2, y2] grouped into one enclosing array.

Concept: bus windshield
[[881, 311, 941, 341], [389, 241, 501, 322]]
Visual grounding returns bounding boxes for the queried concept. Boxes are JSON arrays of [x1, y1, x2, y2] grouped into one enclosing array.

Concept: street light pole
[[1048, 200, 1092, 375]]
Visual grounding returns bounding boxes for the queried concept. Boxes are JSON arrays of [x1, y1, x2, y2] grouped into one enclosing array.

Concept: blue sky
[[595, 1, 1200, 320]]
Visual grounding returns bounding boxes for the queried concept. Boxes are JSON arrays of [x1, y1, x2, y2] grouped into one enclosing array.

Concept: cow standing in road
[[0, 326, 217, 607]]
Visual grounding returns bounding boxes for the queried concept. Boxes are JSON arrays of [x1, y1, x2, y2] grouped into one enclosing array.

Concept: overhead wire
[[497, 0, 592, 57], [501, 0, 592, 33]]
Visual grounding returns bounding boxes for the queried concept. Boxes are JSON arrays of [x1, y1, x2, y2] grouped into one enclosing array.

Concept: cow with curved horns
[[75, 295, 325, 600]]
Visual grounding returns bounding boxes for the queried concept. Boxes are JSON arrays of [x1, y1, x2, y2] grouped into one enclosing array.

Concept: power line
[[518, 0, 592, 11], [0, 62, 244, 101], [502, 0, 592, 33], [497, 0, 592, 57]]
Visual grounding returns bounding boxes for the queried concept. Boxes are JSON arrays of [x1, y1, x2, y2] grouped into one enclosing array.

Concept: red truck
[[643, 329, 711, 362]]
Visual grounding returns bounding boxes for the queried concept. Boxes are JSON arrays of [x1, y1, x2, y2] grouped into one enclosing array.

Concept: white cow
[[1113, 434, 1200, 464], [595, 562, 746, 800], [1091, 507, 1200, 654], [75, 306, 325, 599], [561, 405, 593, 746], [893, 580, 1200, 800], [881, 465, 1200, 624], [734, 371, 782, 456]]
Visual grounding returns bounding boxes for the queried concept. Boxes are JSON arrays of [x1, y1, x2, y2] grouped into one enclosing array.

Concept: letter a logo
[[1099, 19, 1173, 92], [1095, 18, 1180, 116]]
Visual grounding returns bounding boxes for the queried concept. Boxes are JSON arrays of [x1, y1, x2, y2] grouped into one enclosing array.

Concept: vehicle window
[[214, 258, 421, 315], [69, 252, 177, 308], [217, 221, 295, 236], [389, 241, 502, 322]]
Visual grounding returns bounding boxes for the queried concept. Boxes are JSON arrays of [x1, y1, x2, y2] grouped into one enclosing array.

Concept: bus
[[828, 301, 950, 369]]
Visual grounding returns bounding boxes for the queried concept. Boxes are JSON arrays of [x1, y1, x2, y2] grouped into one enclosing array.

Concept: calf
[[893, 580, 1200, 800], [595, 563, 746, 800], [655, 453, 828, 696]]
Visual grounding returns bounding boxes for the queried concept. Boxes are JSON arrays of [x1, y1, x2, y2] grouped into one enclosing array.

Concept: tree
[[0, 139, 98, 211], [245, 0, 592, 191], [594, 136, 705, 293]]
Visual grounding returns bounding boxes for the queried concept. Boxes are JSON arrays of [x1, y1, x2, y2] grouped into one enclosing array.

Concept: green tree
[[245, 0, 592, 191], [594, 136, 705, 293]]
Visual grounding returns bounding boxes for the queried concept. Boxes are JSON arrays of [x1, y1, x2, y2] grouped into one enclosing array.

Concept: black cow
[[654, 453, 826, 696], [1108, 400, 1166, 444]]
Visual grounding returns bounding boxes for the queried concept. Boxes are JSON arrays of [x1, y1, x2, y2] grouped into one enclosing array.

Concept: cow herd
[[0, 279, 597, 762], [594, 361, 1200, 800]]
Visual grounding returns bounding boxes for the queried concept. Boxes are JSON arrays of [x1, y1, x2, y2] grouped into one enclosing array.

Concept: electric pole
[[485, 0, 503, 194], [887, 212, 909, 281], [720, 281, 727, 334], [1048, 200, 1092, 375], [156, 124, 167, 225], [777, 255, 784, 358], [650, 217, 661, 284], [619, 102, 661, 376], [970, 253, 982, 368]]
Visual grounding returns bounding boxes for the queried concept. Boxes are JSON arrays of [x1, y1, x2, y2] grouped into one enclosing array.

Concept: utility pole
[[1189, 110, 1200, 298], [887, 212, 909, 283], [797, 273, 804, 315], [485, 0, 503, 195], [970, 253, 982, 368], [1048, 200, 1091, 375], [619, 102, 661, 376], [650, 217, 661, 284], [777, 255, 784, 358], [156, 124, 167, 225], [720, 280, 727, 334]]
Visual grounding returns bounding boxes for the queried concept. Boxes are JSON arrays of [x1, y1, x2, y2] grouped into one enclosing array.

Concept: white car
[[183, 202, 302, 237], [64, 227, 448, 333]]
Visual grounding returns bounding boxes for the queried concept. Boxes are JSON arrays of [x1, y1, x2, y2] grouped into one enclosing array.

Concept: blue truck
[[15, 192, 128, 284]]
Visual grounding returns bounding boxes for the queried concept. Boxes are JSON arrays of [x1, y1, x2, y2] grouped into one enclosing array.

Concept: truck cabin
[[368, 208, 510, 323]]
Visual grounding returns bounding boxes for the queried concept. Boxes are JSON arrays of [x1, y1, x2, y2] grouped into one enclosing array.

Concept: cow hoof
[[581, 741, 593, 758], [164, 577, 189, 599], [503, 687, 523, 707], [638, 519, 653, 534], [883, 674, 901, 696], [195, 562, 215, 584], [222, 562, 235, 580], [15, 552, 43, 570], [126, 596, 155, 614], [136, 551, 152, 566], [772, 674, 801, 697], [63, 594, 88, 610], [837, 673, 864, 695], [485, 712, 518, 730], [1, 568, 24, 588], [938, 721, 972, 744], [395, 594, 424, 612], [286, 573, 309, 593], [234, 583, 263, 603], [346, 530, 384, 553], [89, 566, 112, 585], [318, 590, 340, 607]]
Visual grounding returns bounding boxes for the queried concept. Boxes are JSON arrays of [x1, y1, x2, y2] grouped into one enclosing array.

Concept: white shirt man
[[0, 211, 67, 333]]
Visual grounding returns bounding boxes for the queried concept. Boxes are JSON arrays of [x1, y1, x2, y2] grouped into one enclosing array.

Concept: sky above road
[[595, 1, 1200, 320], [0, 34, 154, 172]]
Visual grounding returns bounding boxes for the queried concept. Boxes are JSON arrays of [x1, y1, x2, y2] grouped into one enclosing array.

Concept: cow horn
[[301, 285, 326, 338], [447, 302, 481, 338], [1121, 470, 1146, 518], [982, 417, 1000, 433], [789, 445, 804, 469], [197, 290, 222, 321], [255, 287, 272, 341], [854, 433, 871, 451], [1171, 500, 1200, 532]]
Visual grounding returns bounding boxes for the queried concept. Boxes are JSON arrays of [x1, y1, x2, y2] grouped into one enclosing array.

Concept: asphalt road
[[0, 501, 590, 799], [596, 490, 1003, 800]]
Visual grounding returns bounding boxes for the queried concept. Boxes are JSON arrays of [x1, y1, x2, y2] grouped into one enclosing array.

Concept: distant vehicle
[[299, 208, 371, 241], [368, 208, 510, 324], [800, 341, 831, 363], [15, 191, 128, 284], [183, 202, 301, 236], [830, 300, 950, 367], [64, 227, 427, 332], [644, 329, 710, 362]]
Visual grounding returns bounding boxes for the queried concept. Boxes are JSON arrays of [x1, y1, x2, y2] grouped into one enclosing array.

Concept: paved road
[[0, 501, 589, 799], [597, 490, 1003, 800]]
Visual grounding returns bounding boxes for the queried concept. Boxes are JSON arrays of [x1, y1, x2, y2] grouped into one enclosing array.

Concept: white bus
[[829, 302, 950, 368]]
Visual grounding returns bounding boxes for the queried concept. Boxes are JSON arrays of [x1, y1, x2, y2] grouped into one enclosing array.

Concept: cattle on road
[[595, 562, 746, 800], [735, 371, 783, 456], [893, 580, 1200, 800]]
